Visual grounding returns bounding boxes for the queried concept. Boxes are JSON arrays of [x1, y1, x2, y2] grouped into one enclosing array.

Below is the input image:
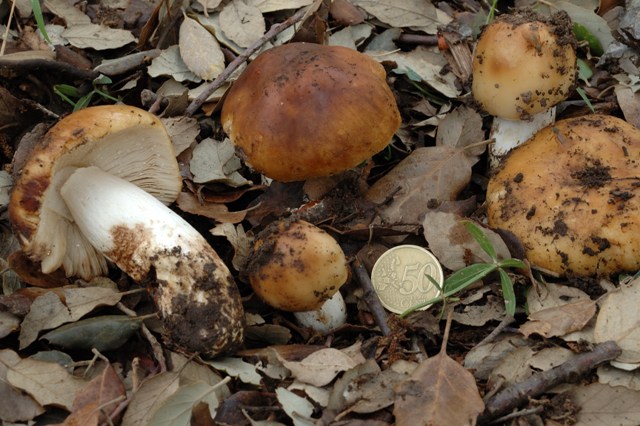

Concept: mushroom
[[221, 42, 401, 182], [485, 114, 640, 277], [247, 219, 349, 333], [9, 105, 244, 356], [471, 10, 577, 165]]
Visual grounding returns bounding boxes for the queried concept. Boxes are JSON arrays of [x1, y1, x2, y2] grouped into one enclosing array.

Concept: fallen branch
[[352, 257, 391, 336], [479, 340, 622, 423], [185, 6, 310, 116]]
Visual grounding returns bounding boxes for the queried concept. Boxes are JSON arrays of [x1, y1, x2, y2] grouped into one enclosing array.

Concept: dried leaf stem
[[479, 340, 622, 423], [185, 6, 309, 116]]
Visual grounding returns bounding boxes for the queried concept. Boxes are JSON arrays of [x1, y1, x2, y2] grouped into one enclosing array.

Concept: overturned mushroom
[[486, 114, 640, 277], [247, 219, 349, 334], [9, 105, 244, 356], [221, 42, 401, 182], [471, 10, 577, 164]]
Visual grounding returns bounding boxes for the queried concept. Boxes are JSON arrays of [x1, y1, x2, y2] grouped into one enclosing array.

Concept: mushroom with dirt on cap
[[9, 105, 244, 357], [471, 9, 577, 165], [247, 219, 349, 334], [485, 114, 640, 277], [221, 42, 401, 182]]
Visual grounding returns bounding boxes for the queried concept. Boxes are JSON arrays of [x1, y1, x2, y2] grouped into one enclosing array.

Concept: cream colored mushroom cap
[[248, 220, 350, 312], [486, 114, 640, 276], [9, 105, 182, 279], [221, 42, 401, 182], [472, 11, 577, 120]]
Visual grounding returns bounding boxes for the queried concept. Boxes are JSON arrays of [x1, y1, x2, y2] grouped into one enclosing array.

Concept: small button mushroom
[[247, 219, 349, 333], [486, 114, 640, 277], [221, 42, 401, 182], [9, 105, 244, 357], [471, 10, 577, 165]]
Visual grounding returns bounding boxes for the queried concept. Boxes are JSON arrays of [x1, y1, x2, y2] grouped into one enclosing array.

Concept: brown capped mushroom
[[221, 42, 401, 182], [9, 105, 244, 356], [486, 114, 640, 277]]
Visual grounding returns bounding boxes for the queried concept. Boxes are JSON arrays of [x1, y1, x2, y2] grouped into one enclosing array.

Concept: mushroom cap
[[486, 114, 640, 276], [472, 10, 577, 120], [221, 42, 401, 182], [9, 105, 182, 279], [247, 219, 349, 312]]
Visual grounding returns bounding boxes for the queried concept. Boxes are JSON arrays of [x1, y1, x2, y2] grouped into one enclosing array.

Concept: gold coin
[[371, 245, 444, 314]]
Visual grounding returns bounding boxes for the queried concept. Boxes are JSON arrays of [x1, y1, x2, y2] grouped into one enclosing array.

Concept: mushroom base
[[61, 166, 245, 357]]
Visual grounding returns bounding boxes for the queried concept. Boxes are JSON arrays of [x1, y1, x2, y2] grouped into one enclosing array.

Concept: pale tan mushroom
[[486, 114, 640, 277], [247, 219, 349, 333], [9, 105, 244, 356]]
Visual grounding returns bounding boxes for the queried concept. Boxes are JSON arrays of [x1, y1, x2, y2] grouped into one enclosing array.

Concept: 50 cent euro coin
[[371, 245, 444, 314]]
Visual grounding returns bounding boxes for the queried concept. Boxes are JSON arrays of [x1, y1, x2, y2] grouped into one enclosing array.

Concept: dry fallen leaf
[[366, 146, 479, 226], [276, 347, 360, 387], [423, 211, 511, 270], [394, 350, 484, 425], [464, 334, 530, 381], [246, 0, 315, 13], [120, 372, 180, 426], [63, 362, 126, 426], [520, 299, 597, 338], [0, 350, 44, 422], [569, 382, 640, 426], [189, 138, 250, 186], [149, 46, 201, 83], [179, 16, 226, 81], [219, 0, 266, 48], [6, 354, 86, 410], [594, 277, 640, 363], [62, 24, 137, 50], [350, 0, 438, 28], [276, 387, 315, 426]]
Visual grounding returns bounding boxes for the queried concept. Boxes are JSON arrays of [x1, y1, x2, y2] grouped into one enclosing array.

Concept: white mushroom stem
[[293, 291, 347, 335], [59, 166, 244, 356], [488, 108, 556, 168]]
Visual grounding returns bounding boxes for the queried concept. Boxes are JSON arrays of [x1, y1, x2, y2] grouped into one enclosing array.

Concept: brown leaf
[[423, 211, 511, 270], [0, 350, 44, 422], [63, 362, 126, 425], [176, 192, 249, 223], [365, 146, 478, 226], [276, 347, 360, 387], [394, 351, 484, 426], [520, 299, 597, 338]]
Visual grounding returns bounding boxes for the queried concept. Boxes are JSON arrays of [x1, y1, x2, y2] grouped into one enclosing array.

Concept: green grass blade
[[498, 268, 516, 316], [498, 258, 526, 269], [444, 262, 495, 294], [30, 0, 52, 44], [462, 220, 497, 261]]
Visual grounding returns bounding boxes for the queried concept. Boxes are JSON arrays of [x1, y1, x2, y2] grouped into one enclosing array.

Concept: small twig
[[185, 6, 309, 116], [0, 0, 17, 56], [352, 257, 391, 336], [479, 340, 622, 423], [117, 302, 167, 372], [476, 314, 515, 347], [489, 406, 544, 424]]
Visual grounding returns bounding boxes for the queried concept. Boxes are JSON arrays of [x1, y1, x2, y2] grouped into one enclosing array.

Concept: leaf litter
[[1, 0, 640, 424]]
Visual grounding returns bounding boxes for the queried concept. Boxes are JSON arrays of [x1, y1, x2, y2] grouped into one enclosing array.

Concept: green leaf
[[573, 22, 604, 56], [73, 92, 95, 111], [30, 0, 51, 44], [41, 315, 142, 351], [577, 58, 593, 84], [93, 75, 113, 85], [498, 268, 516, 316], [462, 220, 497, 261], [576, 87, 595, 113], [53, 84, 81, 97], [498, 258, 526, 269], [444, 263, 495, 294], [393, 66, 423, 83]]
